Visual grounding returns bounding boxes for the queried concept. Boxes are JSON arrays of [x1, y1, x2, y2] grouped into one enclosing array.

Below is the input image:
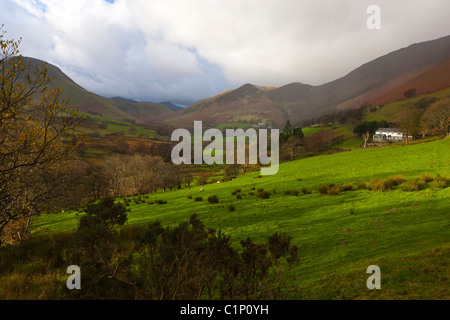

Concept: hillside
[[21, 57, 178, 124], [25, 137, 450, 299], [164, 35, 450, 128]]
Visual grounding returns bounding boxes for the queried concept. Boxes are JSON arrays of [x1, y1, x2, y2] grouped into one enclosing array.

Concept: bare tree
[[421, 97, 450, 137], [361, 131, 370, 148], [103, 155, 128, 197]]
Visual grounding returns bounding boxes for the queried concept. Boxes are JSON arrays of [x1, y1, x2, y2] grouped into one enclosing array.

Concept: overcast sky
[[1, 0, 449, 106]]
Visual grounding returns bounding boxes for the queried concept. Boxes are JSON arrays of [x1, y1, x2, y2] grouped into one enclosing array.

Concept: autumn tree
[[421, 97, 450, 137], [404, 88, 417, 99], [280, 136, 304, 160], [398, 109, 423, 141], [0, 27, 83, 244]]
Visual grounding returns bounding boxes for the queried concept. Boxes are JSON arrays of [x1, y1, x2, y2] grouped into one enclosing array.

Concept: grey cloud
[[1, 0, 449, 105]]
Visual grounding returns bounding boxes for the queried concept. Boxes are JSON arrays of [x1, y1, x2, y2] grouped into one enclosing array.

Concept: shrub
[[385, 175, 406, 188], [187, 195, 192, 199], [301, 187, 311, 195], [421, 174, 434, 183], [234, 188, 242, 193], [357, 181, 367, 190], [236, 194, 242, 200], [194, 196, 203, 202], [431, 175, 450, 189], [369, 178, 390, 191], [207, 195, 219, 204], [257, 190, 271, 199], [317, 185, 329, 195], [327, 185, 342, 196], [155, 200, 167, 205], [341, 183, 354, 192], [78, 197, 127, 231], [228, 204, 236, 212], [401, 180, 426, 192]]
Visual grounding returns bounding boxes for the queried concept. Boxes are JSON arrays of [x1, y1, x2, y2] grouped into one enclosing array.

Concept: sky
[[1, 0, 449, 106]]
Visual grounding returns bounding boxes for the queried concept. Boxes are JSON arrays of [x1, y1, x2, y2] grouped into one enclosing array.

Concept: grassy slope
[[364, 87, 450, 122], [30, 138, 450, 299]]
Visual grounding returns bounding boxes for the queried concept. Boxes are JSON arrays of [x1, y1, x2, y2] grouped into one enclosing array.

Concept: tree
[[0, 27, 83, 245], [421, 97, 450, 137], [398, 109, 422, 141], [353, 121, 379, 138], [280, 136, 304, 161], [404, 88, 417, 99], [283, 120, 292, 134], [361, 131, 370, 149]]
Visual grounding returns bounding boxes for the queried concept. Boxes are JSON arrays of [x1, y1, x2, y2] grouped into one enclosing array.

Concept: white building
[[372, 128, 412, 142]]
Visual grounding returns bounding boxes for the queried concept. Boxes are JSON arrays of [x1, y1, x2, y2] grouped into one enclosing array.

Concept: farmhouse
[[372, 128, 412, 142]]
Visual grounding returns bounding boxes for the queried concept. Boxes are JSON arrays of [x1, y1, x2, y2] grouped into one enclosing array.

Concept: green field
[[28, 137, 450, 299]]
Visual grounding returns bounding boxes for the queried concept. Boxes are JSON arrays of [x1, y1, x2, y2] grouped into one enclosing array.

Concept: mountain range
[[22, 34, 450, 128], [163, 34, 450, 128]]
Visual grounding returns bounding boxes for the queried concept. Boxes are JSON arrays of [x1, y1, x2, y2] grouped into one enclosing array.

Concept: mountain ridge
[[164, 34, 450, 127]]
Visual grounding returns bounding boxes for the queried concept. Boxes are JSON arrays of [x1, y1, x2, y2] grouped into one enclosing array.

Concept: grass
[[15, 137, 450, 299], [363, 87, 450, 123]]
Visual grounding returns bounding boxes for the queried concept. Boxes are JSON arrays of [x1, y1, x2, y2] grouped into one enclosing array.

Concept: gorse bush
[[207, 195, 219, 204], [301, 187, 312, 195], [257, 190, 271, 199], [70, 213, 299, 299]]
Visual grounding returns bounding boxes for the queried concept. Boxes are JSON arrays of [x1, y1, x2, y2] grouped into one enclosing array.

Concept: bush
[[385, 175, 406, 188], [369, 175, 405, 191], [401, 180, 426, 192], [207, 195, 219, 204], [236, 194, 242, 200], [187, 195, 192, 199], [234, 188, 242, 193], [78, 197, 127, 231], [357, 181, 367, 189], [228, 204, 236, 212], [155, 200, 167, 205], [257, 191, 271, 199], [194, 196, 203, 202], [317, 185, 329, 195], [431, 175, 450, 189], [421, 174, 434, 183], [301, 187, 311, 195], [327, 185, 342, 196], [341, 183, 354, 192]]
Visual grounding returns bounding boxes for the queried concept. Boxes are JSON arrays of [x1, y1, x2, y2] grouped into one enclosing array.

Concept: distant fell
[[164, 34, 450, 128]]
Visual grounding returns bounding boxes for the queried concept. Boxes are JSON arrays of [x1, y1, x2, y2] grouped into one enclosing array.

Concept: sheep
[[200, 188, 204, 192]]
